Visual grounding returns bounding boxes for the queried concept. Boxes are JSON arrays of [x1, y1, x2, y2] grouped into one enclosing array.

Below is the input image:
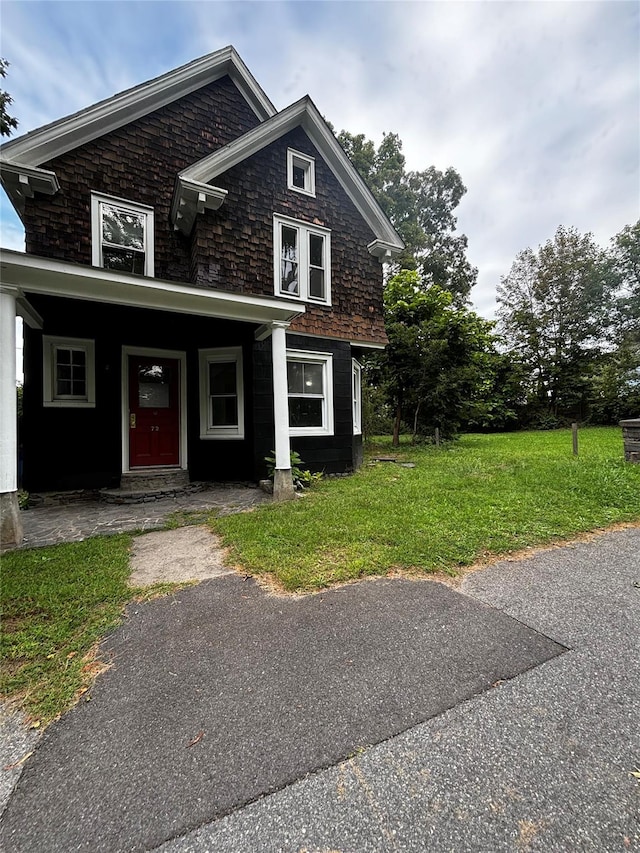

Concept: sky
[[0, 0, 638, 323]]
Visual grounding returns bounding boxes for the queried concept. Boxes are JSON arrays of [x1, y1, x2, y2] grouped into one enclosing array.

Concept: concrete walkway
[[1, 515, 638, 851]]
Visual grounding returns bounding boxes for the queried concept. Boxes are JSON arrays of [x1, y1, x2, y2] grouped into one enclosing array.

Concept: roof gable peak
[[0, 46, 276, 169], [175, 96, 404, 254]]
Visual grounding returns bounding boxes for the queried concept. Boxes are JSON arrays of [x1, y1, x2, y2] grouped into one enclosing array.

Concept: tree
[[0, 58, 18, 137], [370, 270, 515, 444], [337, 130, 477, 302], [497, 226, 615, 423], [610, 220, 640, 344]]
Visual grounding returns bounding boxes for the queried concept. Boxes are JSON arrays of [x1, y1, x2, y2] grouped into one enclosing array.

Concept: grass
[[0, 534, 189, 725], [211, 427, 640, 592]]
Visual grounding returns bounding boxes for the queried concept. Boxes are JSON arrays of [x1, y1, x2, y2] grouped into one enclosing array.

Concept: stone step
[[118, 468, 190, 492]]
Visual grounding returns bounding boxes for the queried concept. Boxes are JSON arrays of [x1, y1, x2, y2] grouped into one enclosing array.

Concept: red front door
[[129, 356, 180, 468]]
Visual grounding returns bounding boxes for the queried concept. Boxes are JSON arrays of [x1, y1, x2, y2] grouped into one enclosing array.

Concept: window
[[198, 348, 244, 439], [286, 350, 333, 436], [274, 215, 331, 304], [352, 359, 362, 435], [287, 149, 315, 196], [43, 336, 96, 408], [91, 193, 154, 276]]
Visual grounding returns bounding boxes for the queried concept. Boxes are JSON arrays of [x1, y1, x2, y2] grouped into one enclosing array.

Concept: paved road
[[2, 527, 639, 851]]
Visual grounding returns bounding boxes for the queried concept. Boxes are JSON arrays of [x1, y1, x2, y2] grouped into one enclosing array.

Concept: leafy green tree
[[497, 226, 614, 422], [370, 271, 516, 444], [610, 220, 640, 345], [337, 130, 477, 302], [0, 58, 18, 137]]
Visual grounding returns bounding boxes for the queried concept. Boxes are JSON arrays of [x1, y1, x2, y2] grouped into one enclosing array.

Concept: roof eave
[[0, 46, 276, 169], [0, 249, 304, 326]]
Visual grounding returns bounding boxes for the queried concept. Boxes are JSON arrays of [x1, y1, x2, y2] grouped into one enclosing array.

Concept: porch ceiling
[[0, 249, 304, 325]]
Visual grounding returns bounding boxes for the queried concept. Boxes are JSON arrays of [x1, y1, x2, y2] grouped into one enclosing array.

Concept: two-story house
[[0, 46, 403, 546]]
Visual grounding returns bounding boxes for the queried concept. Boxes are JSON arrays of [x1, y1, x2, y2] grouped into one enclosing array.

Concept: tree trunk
[[412, 400, 421, 444], [392, 402, 402, 447]]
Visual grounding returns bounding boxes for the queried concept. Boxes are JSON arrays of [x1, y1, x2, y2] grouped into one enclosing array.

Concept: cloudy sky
[[0, 0, 638, 320]]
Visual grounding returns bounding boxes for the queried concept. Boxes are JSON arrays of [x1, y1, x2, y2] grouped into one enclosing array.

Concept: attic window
[[287, 149, 315, 197], [91, 193, 154, 276]]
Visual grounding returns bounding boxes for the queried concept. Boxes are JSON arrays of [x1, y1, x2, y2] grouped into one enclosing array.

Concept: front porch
[[0, 249, 305, 547], [7, 482, 269, 551]]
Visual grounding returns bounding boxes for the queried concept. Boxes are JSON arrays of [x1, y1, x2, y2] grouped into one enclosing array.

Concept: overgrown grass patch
[[212, 427, 640, 592], [0, 534, 180, 725]]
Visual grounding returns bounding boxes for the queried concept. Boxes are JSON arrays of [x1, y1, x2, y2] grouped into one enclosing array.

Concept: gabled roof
[[173, 96, 404, 258], [1, 46, 275, 169], [0, 47, 276, 215]]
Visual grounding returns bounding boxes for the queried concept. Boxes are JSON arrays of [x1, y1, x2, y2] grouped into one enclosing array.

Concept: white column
[[0, 287, 23, 546], [271, 321, 294, 501]]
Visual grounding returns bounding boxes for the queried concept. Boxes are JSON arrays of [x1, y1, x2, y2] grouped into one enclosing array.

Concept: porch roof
[[0, 249, 304, 327]]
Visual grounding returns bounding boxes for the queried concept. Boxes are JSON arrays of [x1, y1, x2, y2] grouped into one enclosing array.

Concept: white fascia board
[[179, 97, 404, 253], [0, 250, 303, 326], [0, 46, 276, 169]]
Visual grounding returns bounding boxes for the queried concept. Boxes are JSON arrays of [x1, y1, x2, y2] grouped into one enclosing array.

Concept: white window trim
[[43, 335, 96, 408], [352, 358, 362, 435], [287, 148, 315, 197], [198, 347, 245, 440], [273, 214, 331, 306], [91, 192, 155, 276], [286, 348, 334, 437]]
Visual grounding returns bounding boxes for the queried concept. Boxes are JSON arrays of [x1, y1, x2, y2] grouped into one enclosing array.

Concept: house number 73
[[151, 425, 160, 432]]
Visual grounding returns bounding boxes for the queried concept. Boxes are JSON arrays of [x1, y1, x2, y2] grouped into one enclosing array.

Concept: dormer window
[[287, 149, 315, 197], [91, 193, 154, 276]]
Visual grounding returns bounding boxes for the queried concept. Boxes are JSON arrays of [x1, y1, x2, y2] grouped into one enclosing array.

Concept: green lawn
[[0, 535, 189, 725], [212, 427, 640, 591]]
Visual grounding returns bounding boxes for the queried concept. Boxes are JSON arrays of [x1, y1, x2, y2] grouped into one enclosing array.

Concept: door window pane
[[138, 364, 170, 408]]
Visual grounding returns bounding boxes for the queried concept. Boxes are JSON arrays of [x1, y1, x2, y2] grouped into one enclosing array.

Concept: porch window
[[43, 336, 96, 408], [287, 149, 315, 197], [286, 349, 334, 436], [91, 193, 154, 276], [198, 347, 244, 439], [274, 215, 331, 305], [352, 358, 362, 435]]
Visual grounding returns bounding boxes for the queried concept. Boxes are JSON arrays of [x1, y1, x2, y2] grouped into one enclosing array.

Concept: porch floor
[[11, 485, 269, 550]]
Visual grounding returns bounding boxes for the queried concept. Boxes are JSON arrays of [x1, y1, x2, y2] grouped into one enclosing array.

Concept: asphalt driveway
[[1, 526, 638, 852]]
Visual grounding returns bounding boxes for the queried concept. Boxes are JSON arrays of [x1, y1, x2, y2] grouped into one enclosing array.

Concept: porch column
[[0, 287, 23, 547], [271, 321, 294, 501]]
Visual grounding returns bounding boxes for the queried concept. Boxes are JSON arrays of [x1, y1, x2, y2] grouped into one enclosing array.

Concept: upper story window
[[274, 214, 331, 305], [91, 193, 154, 276], [287, 149, 315, 197]]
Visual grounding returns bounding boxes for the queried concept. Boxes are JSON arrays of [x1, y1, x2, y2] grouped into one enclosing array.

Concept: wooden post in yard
[[435, 427, 440, 447], [572, 422, 579, 456]]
